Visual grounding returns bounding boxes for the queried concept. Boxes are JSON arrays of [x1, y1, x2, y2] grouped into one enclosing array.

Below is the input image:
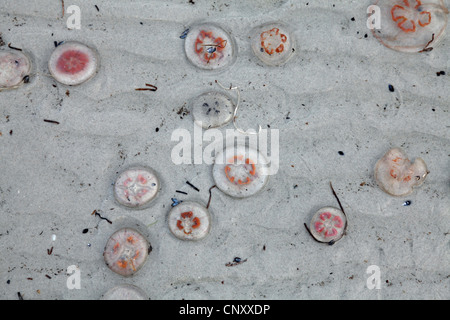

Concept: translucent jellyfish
[[167, 201, 211, 241], [103, 228, 150, 277], [48, 41, 99, 85], [371, 0, 449, 52], [213, 145, 269, 198], [0, 50, 31, 90], [184, 23, 236, 70], [191, 91, 235, 129], [101, 284, 148, 300], [114, 166, 160, 209], [309, 207, 347, 243], [374, 147, 428, 196], [250, 22, 295, 66]]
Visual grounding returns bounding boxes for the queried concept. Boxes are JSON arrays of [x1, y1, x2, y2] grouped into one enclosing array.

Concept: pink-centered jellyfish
[[0, 50, 31, 90], [103, 228, 150, 277], [371, 0, 448, 52], [375, 147, 428, 196], [48, 41, 99, 85], [212, 145, 269, 198], [310, 207, 347, 243], [167, 201, 211, 241], [114, 166, 160, 209]]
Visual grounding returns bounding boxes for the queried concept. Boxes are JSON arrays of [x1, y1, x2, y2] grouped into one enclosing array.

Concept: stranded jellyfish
[[103, 228, 150, 277], [0, 50, 31, 90], [374, 147, 428, 196], [168, 201, 211, 241], [101, 284, 148, 300], [184, 23, 236, 70], [114, 166, 160, 209], [191, 91, 235, 129], [48, 41, 99, 85], [250, 23, 295, 66], [371, 0, 449, 52], [213, 145, 269, 198], [309, 207, 347, 244]]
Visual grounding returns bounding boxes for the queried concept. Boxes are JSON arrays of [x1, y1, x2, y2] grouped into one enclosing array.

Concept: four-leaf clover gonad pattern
[[391, 0, 432, 33]]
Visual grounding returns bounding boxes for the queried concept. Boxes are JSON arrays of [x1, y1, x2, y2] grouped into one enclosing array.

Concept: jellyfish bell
[[212, 145, 269, 198], [371, 0, 449, 52], [114, 166, 160, 209], [250, 22, 295, 66], [48, 41, 99, 85], [103, 228, 150, 277], [0, 50, 32, 91], [191, 91, 235, 129], [374, 147, 428, 196], [167, 201, 211, 241], [101, 284, 148, 300], [184, 23, 236, 70], [309, 207, 347, 244]]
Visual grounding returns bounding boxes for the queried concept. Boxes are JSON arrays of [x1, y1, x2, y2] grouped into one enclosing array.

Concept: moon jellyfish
[[371, 0, 449, 52], [375, 147, 428, 196]]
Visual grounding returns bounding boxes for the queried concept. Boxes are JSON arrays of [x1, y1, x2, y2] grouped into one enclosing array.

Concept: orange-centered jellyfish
[[184, 23, 236, 70], [371, 0, 448, 52], [213, 145, 269, 198], [251, 23, 295, 66], [103, 228, 150, 277], [374, 147, 428, 196], [168, 201, 211, 241]]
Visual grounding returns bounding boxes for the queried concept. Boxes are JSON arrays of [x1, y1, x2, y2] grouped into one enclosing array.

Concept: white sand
[[0, 0, 449, 300]]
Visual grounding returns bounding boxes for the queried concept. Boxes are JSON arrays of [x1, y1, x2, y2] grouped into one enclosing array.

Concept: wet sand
[[0, 0, 449, 300]]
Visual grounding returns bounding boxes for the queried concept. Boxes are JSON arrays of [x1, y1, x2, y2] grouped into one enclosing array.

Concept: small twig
[[17, 292, 24, 300], [175, 190, 187, 195], [186, 181, 200, 192], [135, 83, 157, 91], [206, 185, 217, 209], [47, 247, 53, 255], [61, 0, 65, 18], [91, 209, 112, 224], [8, 43, 22, 51], [43, 119, 60, 125], [329, 181, 348, 236], [419, 33, 434, 52]]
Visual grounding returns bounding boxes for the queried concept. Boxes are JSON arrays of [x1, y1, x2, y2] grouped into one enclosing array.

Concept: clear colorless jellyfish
[[103, 228, 150, 277], [309, 207, 347, 244], [213, 145, 269, 198], [114, 166, 160, 209], [101, 284, 148, 300], [168, 201, 211, 241], [184, 23, 236, 70], [250, 23, 295, 66], [191, 91, 235, 129], [48, 41, 99, 85], [372, 0, 449, 52], [0, 50, 31, 91], [375, 147, 428, 196]]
